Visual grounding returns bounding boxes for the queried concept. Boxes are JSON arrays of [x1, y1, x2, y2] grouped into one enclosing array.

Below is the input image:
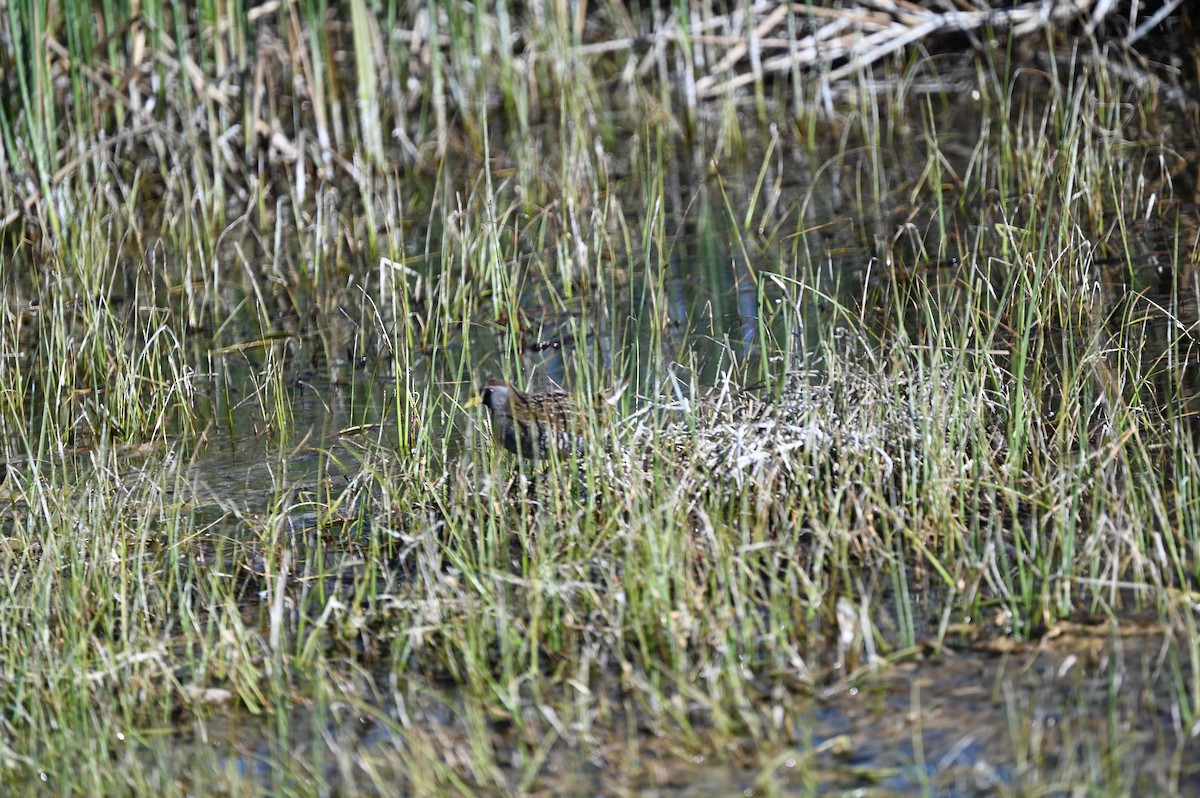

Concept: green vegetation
[[1, 1, 1198, 794]]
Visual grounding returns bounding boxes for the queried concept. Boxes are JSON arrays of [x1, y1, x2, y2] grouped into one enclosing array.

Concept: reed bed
[[1, 1, 1197, 794]]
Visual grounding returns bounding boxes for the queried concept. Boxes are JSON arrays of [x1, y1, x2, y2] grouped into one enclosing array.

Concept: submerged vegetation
[[2, 0, 1199, 793]]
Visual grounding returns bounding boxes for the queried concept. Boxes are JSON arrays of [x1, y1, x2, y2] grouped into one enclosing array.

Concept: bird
[[469, 379, 580, 460]]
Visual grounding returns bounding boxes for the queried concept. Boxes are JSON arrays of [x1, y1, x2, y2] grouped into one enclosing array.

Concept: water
[[12, 54, 1200, 796]]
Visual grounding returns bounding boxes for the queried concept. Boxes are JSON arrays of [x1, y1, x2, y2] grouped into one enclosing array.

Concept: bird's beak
[[465, 395, 482, 408]]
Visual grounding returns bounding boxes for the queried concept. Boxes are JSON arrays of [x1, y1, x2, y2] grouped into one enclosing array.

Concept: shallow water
[[10, 47, 1200, 795], [141, 614, 1198, 795], [127, 200, 1200, 795]]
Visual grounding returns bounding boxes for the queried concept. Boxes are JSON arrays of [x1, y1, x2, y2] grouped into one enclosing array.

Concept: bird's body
[[475, 379, 579, 459]]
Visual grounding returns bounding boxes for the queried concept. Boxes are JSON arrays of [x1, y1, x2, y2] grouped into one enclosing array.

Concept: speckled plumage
[[477, 379, 579, 459]]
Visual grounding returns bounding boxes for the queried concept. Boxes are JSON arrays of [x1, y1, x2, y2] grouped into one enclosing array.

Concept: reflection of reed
[[736, 259, 759, 357]]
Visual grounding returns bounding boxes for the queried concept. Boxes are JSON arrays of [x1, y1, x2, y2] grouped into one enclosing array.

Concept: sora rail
[[471, 379, 579, 460]]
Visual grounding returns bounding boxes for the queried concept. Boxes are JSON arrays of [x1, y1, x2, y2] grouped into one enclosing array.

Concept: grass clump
[[1, 1, 1199, 794]]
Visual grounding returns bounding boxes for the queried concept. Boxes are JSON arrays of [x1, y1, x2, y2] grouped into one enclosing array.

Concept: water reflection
[[88, 87, 1200, 798], [145, 616, 1195, 795]]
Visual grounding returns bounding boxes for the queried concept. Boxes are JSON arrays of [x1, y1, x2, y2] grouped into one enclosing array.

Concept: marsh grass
[[2, 0, 1199, 794]]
